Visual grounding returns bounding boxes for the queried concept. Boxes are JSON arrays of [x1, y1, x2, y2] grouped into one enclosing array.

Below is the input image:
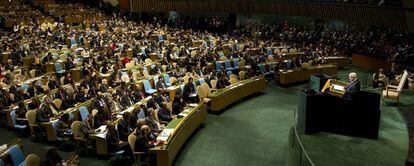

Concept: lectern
[[297, 80, 381, 139]]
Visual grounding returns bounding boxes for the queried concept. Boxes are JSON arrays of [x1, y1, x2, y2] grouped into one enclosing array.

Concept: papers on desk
[[157, 129, 174, 142], [178, 108, 191, 117], [0, 144, 7, 153], [189, 93, 197, 97], [94, 125, 107, 139], [188, 103, 198, 107]]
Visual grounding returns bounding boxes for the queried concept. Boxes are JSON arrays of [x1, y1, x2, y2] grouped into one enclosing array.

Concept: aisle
[[174, 82, 301, 166]]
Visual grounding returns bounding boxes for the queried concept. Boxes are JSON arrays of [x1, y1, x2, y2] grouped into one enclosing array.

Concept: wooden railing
[[129, 0, 407, 29]]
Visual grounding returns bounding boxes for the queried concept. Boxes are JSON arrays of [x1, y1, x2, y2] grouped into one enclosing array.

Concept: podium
[[296, 89, 381, 139]]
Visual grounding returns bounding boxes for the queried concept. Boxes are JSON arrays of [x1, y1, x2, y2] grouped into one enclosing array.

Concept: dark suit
[[346, 79, 361, 94], [120, 95, 135, 108], [183, 82, 196, 103], [158, 107, 173, 122], [134, 131, 154, 152], [117, 119, 131, 142]]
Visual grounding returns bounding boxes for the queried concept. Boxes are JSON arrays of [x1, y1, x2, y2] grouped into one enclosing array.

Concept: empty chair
[[202, 83, 212, 97], [233, 59, 239, 69], [79, 106, 89, 121], [210, 79, 217, 90], [164, 74, 171, 86], [183, 75, 190, 83], [382, 70, 409, 106], [199, 78, 205, 85], [215, 61, 222, 71], [239, 71, 246, 80], [153, 76, 159, 86], [53, 99, 62, 109], [238, 59, 245, 70], [10, 110, 28, 135], [26, 110, 37, 139], [267, 48, 273, 55], [226, 71, 232, 78], [158, 35, 164, 41], [224, 60, 234, 71], [21, 84, 29, 91], [144, 59, 152, 65], [55, 63, 66, 74], [196, 86, 204, 99], [25, 154, 40, 166], [161, 65, 167, 72], [8, 145, 25, 166], [143, 80, 156, 94], [30, 69, 37, 78], [180, 84, 185, 94], [92, 109, 99, 117], [229, 77, 238, 85]]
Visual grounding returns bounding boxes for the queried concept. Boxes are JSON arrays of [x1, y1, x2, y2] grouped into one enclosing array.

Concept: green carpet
[[0, 66, 410, 166]]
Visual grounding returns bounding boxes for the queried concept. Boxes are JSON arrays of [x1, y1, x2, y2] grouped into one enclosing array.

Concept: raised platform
[[287, 104, 409, 166]]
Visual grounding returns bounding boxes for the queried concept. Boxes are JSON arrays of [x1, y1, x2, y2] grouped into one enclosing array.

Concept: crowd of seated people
[[0, 0, 411, 163]]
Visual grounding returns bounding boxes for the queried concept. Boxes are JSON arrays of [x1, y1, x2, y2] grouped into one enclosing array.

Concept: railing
[[129, 0, 407, 29], [290, 109, 315, 166]]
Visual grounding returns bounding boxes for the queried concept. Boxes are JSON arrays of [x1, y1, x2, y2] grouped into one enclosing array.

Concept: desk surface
[[209, 77, 266, 111]]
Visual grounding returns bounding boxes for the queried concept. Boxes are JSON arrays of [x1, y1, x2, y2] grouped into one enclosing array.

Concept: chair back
[[132, 71, 140, 81], [8, 145, 25, 166], [267, 48, 273, 55], [202, 83, 212, 96], [55, 63, 63, 72], [144, 59, 152, 65], [10, 110, 17, 127], [215, 61, 222, 71], [60, 76, 65, 86], [79, 106, 89, 121], [169, 77, 177, 85], [153, 76, 159, 85], [210, 79, 217, 89], [71, 121, 82, 140], [230, 74, 238, 80], [229, 77, 238, 85], [196, 86, 205, 100], [143, 80, 153, 91], [128, 134, 137, 152], [239, 59, 245, 70], [30, 69, 37, 78], [226, 71, 232, 78], [26, 110, 36, 126], [183, 75, 190, 83], [60, 54, 67, 61], [164, 74, 170, 84], [224, 60, 232, 69], [161, 65, 167, 72], [92, 109, 99, 117], [397, 70, 409, 92], [234, 59, 239, 68], [25, 154, 40, 166], [53, 99, 62, 109], [198, 78, 205, 85], [239, 71, 246, 80]]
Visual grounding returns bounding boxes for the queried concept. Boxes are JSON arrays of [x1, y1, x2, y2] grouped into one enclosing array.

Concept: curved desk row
[[279, 65, 337, 85], [149, 101, 208, 166], [208, 76, 267, 112]]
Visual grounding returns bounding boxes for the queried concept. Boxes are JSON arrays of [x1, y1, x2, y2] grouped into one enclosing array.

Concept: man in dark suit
[[117, 112, 132, 142], [27, 83, 44, 98], [345, 72, 361, 98], [91, 91, 107, 111], [183, 77, 199, 103], [120, 91, 135, 108]]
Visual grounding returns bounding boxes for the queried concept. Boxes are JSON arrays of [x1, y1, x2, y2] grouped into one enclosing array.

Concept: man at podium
[[345, 72, 361, 95]]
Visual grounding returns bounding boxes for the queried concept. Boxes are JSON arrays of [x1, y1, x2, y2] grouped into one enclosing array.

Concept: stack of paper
[[189, 103, 198, 107], [157, 129, 174, 142]]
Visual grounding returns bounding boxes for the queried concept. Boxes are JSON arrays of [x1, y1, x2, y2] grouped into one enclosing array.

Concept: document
[[157, 129, 174, 142]]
